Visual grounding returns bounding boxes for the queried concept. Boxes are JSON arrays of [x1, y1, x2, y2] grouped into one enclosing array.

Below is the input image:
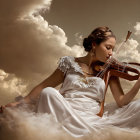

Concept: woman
[[1, 26, 140, 137]]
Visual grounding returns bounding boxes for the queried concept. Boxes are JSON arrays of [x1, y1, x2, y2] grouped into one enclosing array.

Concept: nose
[[108, 50, 113, 56]]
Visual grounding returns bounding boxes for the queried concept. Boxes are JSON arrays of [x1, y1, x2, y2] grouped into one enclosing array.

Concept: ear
[[92, 42, 96, 49]]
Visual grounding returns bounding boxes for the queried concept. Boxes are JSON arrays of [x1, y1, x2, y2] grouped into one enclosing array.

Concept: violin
[[95, 31, 140, 117], [94, 58, 140, 81]]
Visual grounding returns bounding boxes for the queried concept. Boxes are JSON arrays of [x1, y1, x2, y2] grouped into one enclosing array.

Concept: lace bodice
[[57, 56, 105, 102]]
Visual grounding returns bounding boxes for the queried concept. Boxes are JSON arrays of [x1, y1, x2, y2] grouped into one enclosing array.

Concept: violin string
[[107, 59, 128, 77], [96, 56, 128, 78], [96, 58, 112, 78], [99, 58, 116, 78], [96, 57, 115, 78]]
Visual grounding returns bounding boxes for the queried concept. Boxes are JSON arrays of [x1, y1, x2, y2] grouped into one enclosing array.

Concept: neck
[[82, 53, 98, 67]]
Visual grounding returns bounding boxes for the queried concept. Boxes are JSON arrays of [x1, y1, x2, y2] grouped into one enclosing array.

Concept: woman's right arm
[[3, 68, 65, 108], [109, 76, 140, 107]]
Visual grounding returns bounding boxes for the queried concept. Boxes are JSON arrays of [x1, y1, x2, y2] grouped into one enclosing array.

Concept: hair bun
[[83, 37, 92, 52]]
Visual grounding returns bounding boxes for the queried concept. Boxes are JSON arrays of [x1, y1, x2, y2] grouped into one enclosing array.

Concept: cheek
[[97, 46, 106, 55]]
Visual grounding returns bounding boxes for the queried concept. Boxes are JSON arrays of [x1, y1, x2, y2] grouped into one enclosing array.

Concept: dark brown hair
[[83, 26, 116, 52]]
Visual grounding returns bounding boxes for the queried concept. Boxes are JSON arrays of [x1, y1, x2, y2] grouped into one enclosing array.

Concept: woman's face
[[94, 37, 116, 63]]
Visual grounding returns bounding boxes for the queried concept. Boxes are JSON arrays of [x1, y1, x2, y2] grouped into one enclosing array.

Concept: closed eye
[[106, 45, 114, 51], [106, 46, 111, 50]]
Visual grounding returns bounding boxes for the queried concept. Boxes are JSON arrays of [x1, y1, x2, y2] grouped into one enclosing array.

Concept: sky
[[44, 0, 140, 45], [0, 0, 140, 105]]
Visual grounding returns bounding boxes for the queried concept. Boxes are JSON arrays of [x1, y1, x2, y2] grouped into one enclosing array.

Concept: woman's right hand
[[0, 101, 21, 113], [5, 101, 21, 107]]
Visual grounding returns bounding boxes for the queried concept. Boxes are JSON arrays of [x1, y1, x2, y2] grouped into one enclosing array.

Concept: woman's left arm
[[109, 76, 140, 107]]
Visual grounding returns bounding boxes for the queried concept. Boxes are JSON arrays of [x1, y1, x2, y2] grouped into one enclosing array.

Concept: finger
[[2, 105, 6, 109], [1, 106, 5, 110], [0, 105, 7, 113], [5, 104, 11, 107], [0, 105, 4, 109], [0, 106, 4, 113]]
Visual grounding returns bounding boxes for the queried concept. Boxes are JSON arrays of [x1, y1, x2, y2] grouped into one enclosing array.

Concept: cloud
[[0, 0, 67, 81], [0, 0, 85, 82], [0, 0, 85, 104], [0, 69, 28, 104], [1, 107, 140, 140], [134, 22, 140, 35], [0, 0, 51, 20], [113, 22, 140, 63], [114, 38, 140, 62]]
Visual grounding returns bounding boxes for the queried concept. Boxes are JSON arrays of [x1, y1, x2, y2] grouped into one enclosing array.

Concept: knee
[[40, 87, 58, 98]]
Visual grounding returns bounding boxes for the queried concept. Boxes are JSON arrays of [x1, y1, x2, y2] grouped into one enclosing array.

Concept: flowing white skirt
[[36, 87, 140, 137]]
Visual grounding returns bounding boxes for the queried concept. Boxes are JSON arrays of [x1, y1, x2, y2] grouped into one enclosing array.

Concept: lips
[[106, 55, 112, 59]]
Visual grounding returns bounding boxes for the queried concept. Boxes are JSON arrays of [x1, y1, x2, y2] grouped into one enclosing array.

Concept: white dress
[[37, 56, 140, 137]]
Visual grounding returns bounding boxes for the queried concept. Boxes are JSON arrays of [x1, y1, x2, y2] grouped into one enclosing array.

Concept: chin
[[97, 57, 106, 63], [100, 59, 106, 63], [97, 60, 106, 65]]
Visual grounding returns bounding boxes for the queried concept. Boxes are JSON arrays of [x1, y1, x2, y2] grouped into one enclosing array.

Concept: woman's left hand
[[135, 75, 140, 88], [137, 76, 140, 86]]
